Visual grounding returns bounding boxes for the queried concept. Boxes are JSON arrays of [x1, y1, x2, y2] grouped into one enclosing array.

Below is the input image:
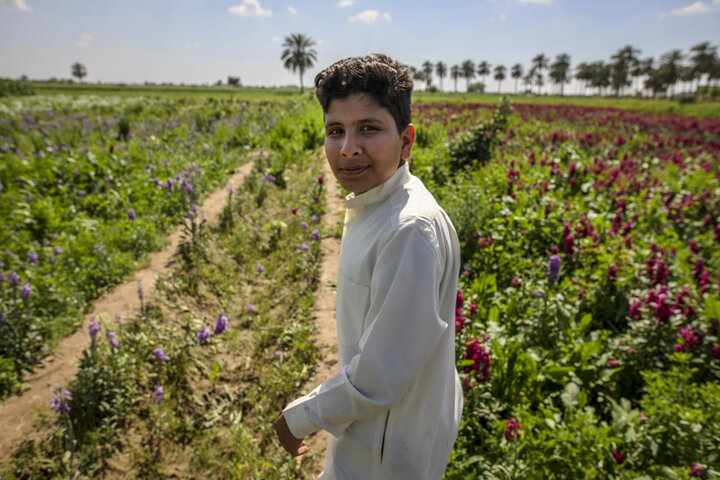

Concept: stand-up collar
[[345, 162, 411, 210]]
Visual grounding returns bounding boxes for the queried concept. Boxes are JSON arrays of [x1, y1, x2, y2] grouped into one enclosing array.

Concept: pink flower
[[611, 449, 625, 464], [504, 415, 522, 441]]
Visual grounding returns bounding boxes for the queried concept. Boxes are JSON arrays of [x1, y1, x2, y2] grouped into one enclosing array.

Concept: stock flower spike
[[214, 314, 228, 335], [50, 388, 71, 414], [152, 385, 165, 403], [20, 282, 32, 300], [548, 254, 562, 284], [107, 330, 119, 349], [128, 208, 136, 221], [88, 318, 100, 340], [198, 326, 211, 345], [152, 347, 166, 361]]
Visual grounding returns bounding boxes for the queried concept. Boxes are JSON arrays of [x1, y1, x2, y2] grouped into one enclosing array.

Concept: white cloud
[[517, 0, 552, 4], [271, 35, 281, 41], [337, 0, 355, 7], [288, 5, 297, 14], [76, 33, 93, 47], [670, 0, 719, 15], [499, 12, 506, 20], [348, 9, 391, 23], [2, 0, 32, 12], [228, 0, 272, 18], [192, 41, 203, 48]]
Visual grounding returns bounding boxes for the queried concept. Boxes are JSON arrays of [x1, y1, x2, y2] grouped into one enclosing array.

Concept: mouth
[[339, 166, 369, 176]]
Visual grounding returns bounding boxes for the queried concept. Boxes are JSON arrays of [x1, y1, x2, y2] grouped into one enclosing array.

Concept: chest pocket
[[336, 272, 370, 347]]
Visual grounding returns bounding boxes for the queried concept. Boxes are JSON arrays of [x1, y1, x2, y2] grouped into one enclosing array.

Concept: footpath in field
[[0, 160, 256, 459], [296, 160, 343, 476]]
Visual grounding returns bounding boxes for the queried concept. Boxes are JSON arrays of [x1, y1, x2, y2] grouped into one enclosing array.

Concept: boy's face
[[324, 93, 414, 195]]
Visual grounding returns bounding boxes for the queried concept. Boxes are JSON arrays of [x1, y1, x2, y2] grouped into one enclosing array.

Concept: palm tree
[[281, 33, 317, 93], [549, 53, 571, 96], [575, 62, 590, 95], [461, 60, 475, 92], [422, 61, 434, 90], [436, 61, 447, 91], [530, 54, 549, 94], [451, 65, 461, 92], [690, 42, 718, 88], [511, 63, 523, 94], [659, 49, 685, 98], [477, 61, 491, 89], [610, 45, 640, 96], [493, 65, 506, 93], [71, 62, 87, 82], [588, 61, 611, 96]]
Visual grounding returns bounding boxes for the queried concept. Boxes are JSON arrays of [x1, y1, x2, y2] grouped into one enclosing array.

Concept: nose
[[340, 132, 361, 157]]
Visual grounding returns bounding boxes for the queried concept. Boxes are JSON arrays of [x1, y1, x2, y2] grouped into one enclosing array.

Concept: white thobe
[[283, 162, 463, 479]]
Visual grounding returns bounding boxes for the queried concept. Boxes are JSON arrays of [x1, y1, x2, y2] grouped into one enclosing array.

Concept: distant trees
[[227, 76, 241, 86], [408, 41, 718, 98], [71, 62, 87, 82], [280, 33, 317, 93]]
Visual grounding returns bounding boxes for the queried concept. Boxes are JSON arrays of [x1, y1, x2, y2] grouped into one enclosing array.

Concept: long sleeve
[[283, 219, 449, 439]]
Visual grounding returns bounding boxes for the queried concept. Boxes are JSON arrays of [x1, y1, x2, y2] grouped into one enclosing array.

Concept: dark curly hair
[[314, 53, 414, 133]]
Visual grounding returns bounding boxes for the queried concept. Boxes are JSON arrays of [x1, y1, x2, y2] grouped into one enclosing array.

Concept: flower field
[[0, 94, 319, 398], [411, 98, 720, 478], [1, 88, 719, 478]]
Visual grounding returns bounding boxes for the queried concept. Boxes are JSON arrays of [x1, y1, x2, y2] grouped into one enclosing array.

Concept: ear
[[400, 124, 415, 161]]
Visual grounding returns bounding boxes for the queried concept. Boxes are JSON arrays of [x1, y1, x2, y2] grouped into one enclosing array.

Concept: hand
[[275, 413, 309, 456]]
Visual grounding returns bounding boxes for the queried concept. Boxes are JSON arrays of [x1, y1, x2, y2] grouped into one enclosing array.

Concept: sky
[[1, 0, 720, 93]]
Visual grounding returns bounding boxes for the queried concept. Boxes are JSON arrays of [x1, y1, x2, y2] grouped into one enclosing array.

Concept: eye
[[361, 124, 378, 132], [326, 127, 343, 136]]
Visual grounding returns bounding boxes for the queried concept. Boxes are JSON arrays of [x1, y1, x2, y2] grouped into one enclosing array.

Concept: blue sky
[[1, 0, 719, 92]]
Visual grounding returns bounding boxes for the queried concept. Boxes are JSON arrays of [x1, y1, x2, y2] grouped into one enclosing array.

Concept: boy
[[275, 54, 463, 479]]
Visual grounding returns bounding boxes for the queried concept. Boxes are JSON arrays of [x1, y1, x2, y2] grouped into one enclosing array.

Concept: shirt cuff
[[283, 395, 320, 439]]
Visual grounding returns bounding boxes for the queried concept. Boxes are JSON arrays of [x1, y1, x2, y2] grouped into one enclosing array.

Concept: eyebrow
[[325, 117, 386, 128]]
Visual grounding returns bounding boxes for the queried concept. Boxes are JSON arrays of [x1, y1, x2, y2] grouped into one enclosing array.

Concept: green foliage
[[0, 78, 35, 98], [447, 95, 511, 172]]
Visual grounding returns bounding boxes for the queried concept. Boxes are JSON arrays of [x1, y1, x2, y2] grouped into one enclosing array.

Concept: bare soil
[[296, 161, 344, 477]]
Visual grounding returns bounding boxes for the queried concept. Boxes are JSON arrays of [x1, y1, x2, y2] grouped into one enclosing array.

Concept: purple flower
[[28, 251, 39, 263], [128, 209, 136, 221], [107, 330, 119, 349], [88, 318, 100, 340], [214, 314, 228, 335], [198, 326, 211, 345], [611, 449, 625, 464], [300, 243, 309, 251], [257, 265, 265, 274], [50, 388, 71, 414], [311, 230, 320, 241], [137, 280, 144, 298], [7, 271, 20, 288], [152, 347, 166, 361], [265, 174, 277, 183], [547, 254, 562, 284], [300, 221, 309, 230], [245, 303, 257, 313], [20, 282, 32, 300], [609, 359, 619, 368], [152, 385, 165, 403], [690, 461, 706, 477], [310, 215, 318, 224]]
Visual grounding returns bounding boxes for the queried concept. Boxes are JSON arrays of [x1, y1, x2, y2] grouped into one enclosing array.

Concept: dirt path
[[297, 158, 343, 476], [0, 160, 256, 460]]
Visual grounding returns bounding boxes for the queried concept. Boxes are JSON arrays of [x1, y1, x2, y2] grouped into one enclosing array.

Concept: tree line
[[411, 42, 720, 98]]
